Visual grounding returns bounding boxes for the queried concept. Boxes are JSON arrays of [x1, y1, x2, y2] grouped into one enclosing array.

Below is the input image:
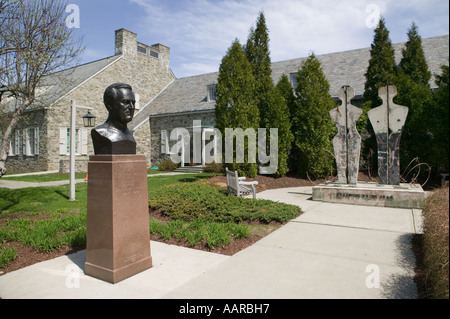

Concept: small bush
[[159, 159, 178, 172], [203, 162, 224, 174], [422, 185, 449, 299]]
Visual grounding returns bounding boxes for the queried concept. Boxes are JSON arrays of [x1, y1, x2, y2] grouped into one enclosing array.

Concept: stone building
[[1, 29, 175, 173], [1, 29, 448, 173]]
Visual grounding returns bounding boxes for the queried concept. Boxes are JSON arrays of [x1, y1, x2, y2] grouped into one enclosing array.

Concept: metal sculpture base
[[312, 182, 425, 209], [85, 155, 152, 284]]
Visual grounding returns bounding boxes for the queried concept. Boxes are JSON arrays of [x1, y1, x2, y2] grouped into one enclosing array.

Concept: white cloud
[[130, 0, 448, 78]]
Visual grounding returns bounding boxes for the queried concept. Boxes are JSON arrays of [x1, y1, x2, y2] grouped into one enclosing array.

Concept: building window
[[3, 130, 18, 156], [161, 130, 169, 154], [9, 131, 20, 156], [134, 93, 140, 112], [23, 127, 39, 156], [59, 127, 88, 155], [207, 84, 216, 102], [137, 45, 147, 55], [150, 50, 159, 59]]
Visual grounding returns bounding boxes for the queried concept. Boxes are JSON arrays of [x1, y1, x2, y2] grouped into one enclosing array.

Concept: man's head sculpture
[[91, 83, 137, 155]]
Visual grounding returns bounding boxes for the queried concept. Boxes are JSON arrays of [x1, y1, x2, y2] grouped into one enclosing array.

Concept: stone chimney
[[115, 28, 137, 56]]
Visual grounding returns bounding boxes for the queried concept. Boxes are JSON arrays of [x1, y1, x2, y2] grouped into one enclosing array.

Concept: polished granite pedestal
[[85, 155, 152, 284]]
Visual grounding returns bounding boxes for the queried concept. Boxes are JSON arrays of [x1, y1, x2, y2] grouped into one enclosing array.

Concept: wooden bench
[[225, 167, 258, 199]]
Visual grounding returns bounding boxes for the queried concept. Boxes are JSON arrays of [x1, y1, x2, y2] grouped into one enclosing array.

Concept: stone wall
[[3, 109, 49, 173]]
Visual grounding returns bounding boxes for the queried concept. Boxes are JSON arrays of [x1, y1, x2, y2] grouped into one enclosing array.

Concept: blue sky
[[71, 0, 449, 78]]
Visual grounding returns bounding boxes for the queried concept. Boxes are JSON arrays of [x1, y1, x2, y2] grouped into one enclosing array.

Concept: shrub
[[203, 162, 224, 174], [149, 182, 301, 223], [159, 159, 178, 172], [422, 186, 449, 299]]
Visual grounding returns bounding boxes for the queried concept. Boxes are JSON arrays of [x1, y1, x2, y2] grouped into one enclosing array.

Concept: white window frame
[[134, 93, 140, 112], [161, 129, 169, 154], [59, 127, 88, 156], [9, 131, 20, 156], [0, 131, 19, 157], [23, 127, 39, 156], [207, 84, 216, 102]]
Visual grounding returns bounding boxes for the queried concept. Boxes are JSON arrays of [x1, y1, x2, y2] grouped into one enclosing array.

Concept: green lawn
[[2, 173, 87, 182], [0, 173, 302, 268]]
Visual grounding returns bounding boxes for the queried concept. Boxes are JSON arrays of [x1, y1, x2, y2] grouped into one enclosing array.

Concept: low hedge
[[148, 182, 302, 223]]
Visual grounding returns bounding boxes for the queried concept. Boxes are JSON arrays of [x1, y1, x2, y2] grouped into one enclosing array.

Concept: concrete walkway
[[0, 186, 422, 299]]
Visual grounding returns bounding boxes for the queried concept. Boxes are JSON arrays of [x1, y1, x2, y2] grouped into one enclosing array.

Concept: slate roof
[[39, 55, 123, 107], [3, 55, 123, 111], [135, 34, 448, 125]]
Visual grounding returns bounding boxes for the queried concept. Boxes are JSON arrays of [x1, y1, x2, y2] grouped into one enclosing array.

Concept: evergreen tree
[[394, 23, 433, 177], [293, 53, 336, 177], [276, 74, 297, 172], [215, 39, 259, 177], [265, 86, 293, 177], [245, 12, 293, 177], [398, 22, 431, 86], [393, 73, 433, 172], [361, 17, 397, 174], [245, 11, 273, 128], [363, 17, 396, 108], [276, 74, 296, 117], [428, 65, 449, 173]]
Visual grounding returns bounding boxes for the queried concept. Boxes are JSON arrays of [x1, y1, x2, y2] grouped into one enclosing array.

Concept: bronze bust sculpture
[[92, 83, 137, 155]]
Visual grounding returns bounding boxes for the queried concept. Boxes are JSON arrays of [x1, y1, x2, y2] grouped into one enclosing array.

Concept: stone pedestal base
[[85, 155, 152, 284], [312, 182, 425, 209]]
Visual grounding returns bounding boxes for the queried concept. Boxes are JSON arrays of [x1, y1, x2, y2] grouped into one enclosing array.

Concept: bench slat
[[225, 167, 258, 199]]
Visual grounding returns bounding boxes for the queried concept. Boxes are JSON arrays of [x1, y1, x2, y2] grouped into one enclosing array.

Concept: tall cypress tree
[[293, 53, 336, 177], [394, 23, 433, 176], [361, 17, 397, 174], [265, 86, 293, 177], [398, 22, 431, 86], [245, 12, 293, 177], [276, 74, 297, 173], [363, 17, 396, 108], [276, 74, 296, 117], [429, 65, 449, 173], [215, 39, 259, 177], [245, 11, 273, 128]]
